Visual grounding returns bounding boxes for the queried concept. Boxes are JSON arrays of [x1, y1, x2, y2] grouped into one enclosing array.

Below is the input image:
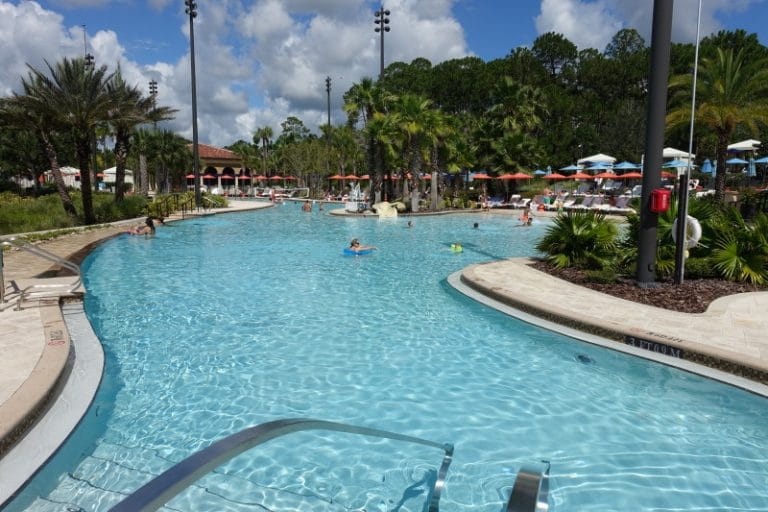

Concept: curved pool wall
[[7, 206, 768, 511]]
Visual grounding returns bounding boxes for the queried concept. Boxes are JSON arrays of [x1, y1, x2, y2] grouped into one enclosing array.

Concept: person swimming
[[348, 238, 377, 253], [127, 217, 156, 236]]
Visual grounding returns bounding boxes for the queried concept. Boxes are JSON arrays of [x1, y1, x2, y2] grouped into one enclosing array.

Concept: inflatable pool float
[[344, 248, 374, 256]]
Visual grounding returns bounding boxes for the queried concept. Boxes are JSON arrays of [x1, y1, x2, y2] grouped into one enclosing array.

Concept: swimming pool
[[8, 206, 768, 511]]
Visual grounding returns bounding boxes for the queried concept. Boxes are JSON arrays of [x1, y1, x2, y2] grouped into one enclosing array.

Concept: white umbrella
[[577, 153, 616, 165], [727, 139, 761, 152]]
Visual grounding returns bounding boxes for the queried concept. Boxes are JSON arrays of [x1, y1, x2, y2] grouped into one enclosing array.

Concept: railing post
[[0, 244, 5, 304]]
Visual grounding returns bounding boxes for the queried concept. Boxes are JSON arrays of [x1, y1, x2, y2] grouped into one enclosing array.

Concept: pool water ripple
[[7, 206, 768, 511]]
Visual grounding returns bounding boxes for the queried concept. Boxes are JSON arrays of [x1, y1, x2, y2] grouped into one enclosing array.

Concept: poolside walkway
[[1, 201, 768, 501]]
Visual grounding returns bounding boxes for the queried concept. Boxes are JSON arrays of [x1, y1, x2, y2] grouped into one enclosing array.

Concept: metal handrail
[[110, 418, 454, 512], [506, 460, 550, 512], [1, 238, 81, 310]]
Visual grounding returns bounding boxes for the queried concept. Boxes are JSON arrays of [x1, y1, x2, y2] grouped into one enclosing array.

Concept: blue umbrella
[[614, 161, 641, 170], [560, 164, 581, 171], [700, 159, 713, 174], [663, 159, 695, 168], [726, 157, 749, 165], [753, 156, 768, 164], [588, 162, 612, 170], [533, 169, 547, 175], [748, 157, 756, 177]]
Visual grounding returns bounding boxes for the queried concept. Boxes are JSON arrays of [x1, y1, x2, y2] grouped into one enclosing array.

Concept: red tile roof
[[189, 143, 240, 161]]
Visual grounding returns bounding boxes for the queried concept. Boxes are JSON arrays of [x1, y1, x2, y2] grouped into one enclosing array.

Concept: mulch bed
[[530, 261, 767, 314]]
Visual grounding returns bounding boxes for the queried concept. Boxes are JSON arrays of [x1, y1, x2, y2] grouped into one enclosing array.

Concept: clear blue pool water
[[9, 205, 768, 511]]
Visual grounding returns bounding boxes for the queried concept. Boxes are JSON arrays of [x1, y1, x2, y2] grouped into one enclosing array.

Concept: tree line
[[2, 28, 767, 221]]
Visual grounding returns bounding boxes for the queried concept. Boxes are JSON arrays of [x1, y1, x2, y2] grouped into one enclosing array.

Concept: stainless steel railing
[[0, 238, 81, 310], [111, 418, 454, 512]]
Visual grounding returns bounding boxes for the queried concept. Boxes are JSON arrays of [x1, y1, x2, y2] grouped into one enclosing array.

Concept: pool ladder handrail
[[507, 460, 550, 512], [1, 238, 81, 310], [110, 417, 454, 512]]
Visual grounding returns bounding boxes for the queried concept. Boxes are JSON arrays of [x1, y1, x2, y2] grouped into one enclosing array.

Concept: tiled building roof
[[189, 143, 240, 161]]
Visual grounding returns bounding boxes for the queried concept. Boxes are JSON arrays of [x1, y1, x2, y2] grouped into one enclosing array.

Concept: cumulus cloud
[[535, 0, 761, 51]]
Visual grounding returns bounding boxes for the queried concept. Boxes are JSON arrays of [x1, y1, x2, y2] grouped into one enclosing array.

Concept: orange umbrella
[[471, 173, 492, 180], [498, 172, 532, 180], [544, 173, 568, 180], [185, 174, 196, 179], [220, 175, 234, 180], [570, 172, 593, 180], [618, 171, 643, 179], [343, 175, 359, 180], [269, 175, 284, 181], [254, 175, 268, 180], [593, 172, 617, 179], [661, 171, 676, 178], [283, 176, 297, 180], [359, 174, 370, 180], [329, 174, 345, 180]]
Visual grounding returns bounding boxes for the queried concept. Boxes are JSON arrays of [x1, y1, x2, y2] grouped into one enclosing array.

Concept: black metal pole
[[326, 76, 331, 175], [637, 0, 674, 287], [186, 0, 201, 207], [374, 6, 390, 80]]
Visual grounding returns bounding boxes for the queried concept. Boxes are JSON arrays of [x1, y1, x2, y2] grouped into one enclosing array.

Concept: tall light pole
[[82, 24, 94, 67], [673, 0, 703, 285], [185, 0, 201, 207], [83, 25, 97, 189], [325, 76, 332, 174], [374, 6, 390, 80], [637, 0, 674, 287], [149, 79, 158, 130]]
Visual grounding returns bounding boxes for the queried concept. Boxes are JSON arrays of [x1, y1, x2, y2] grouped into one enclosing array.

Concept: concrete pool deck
[[1, 201, 767, 503]]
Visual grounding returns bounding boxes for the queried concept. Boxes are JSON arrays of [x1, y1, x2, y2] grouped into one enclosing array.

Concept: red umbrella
[[661, 171, 676, 178], [220, 175, 234, 180], [471, 173, 492, 180], [269, 175, 284, 181], [570, 172, 593, 180], [203, 174, 217, 180], [618, 171, 643, 179], [593, 172, 617, 179], [185, 174, 196, 179], [544, 173, 568, 180], [359, 174, 370, 180], [329, 174, 345, 180], [254, 175, 268, 180], [344, 175, 359, 180], [238, 175, 252, 180], [283, 175, 297, 180], [498, 172, 532, 180]]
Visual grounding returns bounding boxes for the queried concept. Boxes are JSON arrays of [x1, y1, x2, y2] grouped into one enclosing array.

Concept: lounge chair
[[606, 195, 634, 214], [511, 197, 531, 209], [570, 195, 594, 210]]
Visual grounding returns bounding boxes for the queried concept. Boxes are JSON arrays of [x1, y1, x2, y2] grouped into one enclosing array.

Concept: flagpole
[[673, 0, 703, 285]]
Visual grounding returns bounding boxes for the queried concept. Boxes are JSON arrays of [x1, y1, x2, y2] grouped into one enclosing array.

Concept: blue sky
[[2, 0, 766, 147]]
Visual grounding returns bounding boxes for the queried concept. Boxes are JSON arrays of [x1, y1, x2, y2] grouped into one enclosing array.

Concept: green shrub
[[584, 268, 619, 284], [684, 257, 718, 279]]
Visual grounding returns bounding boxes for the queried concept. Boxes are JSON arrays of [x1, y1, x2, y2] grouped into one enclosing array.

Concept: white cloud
[[535, 0, 623, 51]]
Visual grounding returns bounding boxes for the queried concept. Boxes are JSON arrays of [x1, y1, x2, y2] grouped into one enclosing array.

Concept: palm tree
[[667, 48, 768, 201], [253, 126, 273, 175], [107, 70, 176, 201], [150, 130, 190, 193], [131, 128, 152, 196], [24, 57, 115, 224], [0, 82, 78, 218]]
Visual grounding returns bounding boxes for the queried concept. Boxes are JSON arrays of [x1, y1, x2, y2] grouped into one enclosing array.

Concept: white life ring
[[672, 215, 702, 249]]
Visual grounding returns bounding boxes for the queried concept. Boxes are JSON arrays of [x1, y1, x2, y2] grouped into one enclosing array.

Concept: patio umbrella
[[618, 171, 643, 179], [593, 172, 617, 179], [570, 172, 593, 180], [498, 172, 532, 180], [700, 159, 713, 174], [588, 162, 613, 170], [471, 172, 492, 180], [254, 175, 268, 180], [329, 174, 344, 180], [220, 175, 234, 180], [283, 175, 297, 181], [359, 174, 371, 180], [663, 159, 693, 168], [544, 173, 568, 180], [185, 174, 196, 179], [533, 169, 547, 175], [203, 174, 217, 180], [661, 171, 676, 178], [269, 175, 284, 181], [343, 175, 359, 180], [560, 164, 581, 172], [726, 157, 749, 165], [614, 161, 641, 170]]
